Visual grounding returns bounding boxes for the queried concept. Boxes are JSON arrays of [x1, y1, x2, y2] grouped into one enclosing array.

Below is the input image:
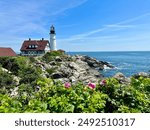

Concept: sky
[[0, 0, 150, 52]]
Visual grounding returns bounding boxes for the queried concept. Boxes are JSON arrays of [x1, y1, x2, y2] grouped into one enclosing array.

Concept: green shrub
[[0, 56, 30, 76], [0, 68, 14, 92], [42, 51, 64, 63], [0, 76, 150, 113], [46, 68, 56, 75], [99, 78, 150, 113], [19, 66, 41, 84], [0, 94, 22, 113]]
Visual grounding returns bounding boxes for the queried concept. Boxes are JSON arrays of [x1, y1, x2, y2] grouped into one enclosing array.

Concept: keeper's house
[[20, 25, 57, 56], [20, 38, 50, 56]]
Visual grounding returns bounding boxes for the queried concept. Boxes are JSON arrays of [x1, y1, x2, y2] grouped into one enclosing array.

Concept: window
[[28, 45, 38, 49]]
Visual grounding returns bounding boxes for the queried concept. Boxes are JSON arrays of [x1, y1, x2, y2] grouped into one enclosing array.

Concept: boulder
[[76, 55, 114, 70], [55, 56, 63, 62], [114, 72, 125, 79], [113, 72, 130, 84], [1, 67, 11, 73], [69, 62, 80, 70], [138, 72, 149, 77], [133, 72, 149, 78], [10, 87, 18, 97], [13, 76, 20, 86], [69, 76, 77, 83], [44, 64, 52, 70]]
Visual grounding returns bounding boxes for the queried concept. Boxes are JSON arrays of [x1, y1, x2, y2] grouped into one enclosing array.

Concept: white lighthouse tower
[[50, 25, 57, 51]]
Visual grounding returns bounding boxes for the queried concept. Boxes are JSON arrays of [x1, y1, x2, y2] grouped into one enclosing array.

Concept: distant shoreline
[[15, 51, 150, 54], [67, 51, 150, 53]]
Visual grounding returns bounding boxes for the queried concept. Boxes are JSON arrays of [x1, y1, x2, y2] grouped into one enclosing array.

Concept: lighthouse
[[50, 25, 57, 51]]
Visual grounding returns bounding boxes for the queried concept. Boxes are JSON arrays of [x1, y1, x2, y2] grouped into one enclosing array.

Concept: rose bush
[[0, 76, 150, 113]]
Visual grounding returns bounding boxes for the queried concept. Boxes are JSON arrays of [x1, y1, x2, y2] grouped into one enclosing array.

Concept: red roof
[[0, 48, 17, 57], [20, 39, 49, 51]]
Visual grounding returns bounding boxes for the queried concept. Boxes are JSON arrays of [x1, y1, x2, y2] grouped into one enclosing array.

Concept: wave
[[104, 65, 118, 70]]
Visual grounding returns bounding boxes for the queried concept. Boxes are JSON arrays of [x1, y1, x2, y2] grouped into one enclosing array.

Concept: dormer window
[[28, 45, 37, 49]]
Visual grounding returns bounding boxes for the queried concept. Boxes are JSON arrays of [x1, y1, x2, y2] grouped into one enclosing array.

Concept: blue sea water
[[68, 51, 150, 77]]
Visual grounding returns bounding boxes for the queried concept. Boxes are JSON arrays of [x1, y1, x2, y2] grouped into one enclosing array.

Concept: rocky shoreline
[[1, 52, 150, 98], [1, 52, 150, 86], [34, 54, 114, 84], [35, 53, 150, 85]]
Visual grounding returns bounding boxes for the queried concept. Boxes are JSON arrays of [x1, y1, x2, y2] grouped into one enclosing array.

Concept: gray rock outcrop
[[113, 72, 130, 84], [35, 54, 114, 84], [133, 72, 150, 78]]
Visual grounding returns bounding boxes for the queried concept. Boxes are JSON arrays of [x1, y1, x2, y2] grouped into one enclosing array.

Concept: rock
[[54, 78, 69, 83], [101, 61, 114, 69], [56, 60, 102, 84], [114, 72, 125, 79], [34, 62, 46, 71], [133, 72, 149, 78], [76, 60, 89, 70], [44, 64, 52, 70], [113, 72, 130, 84], [55, 56, 63, 62], [51, 72, 63, 79], [59, 63, 73, 77], [138, 72, 149, 77], [72, 71, 80, 78], [36, 53, 114, 84], [82, 56, 98, 67], [1, 67, 11, 73], [10, 87, 18, 97], [78, 55, 114, 70], [50, 61, 57, 66], [69, 62, 80, 70], [88, 68, 103, 78], [69, 76, 77, 83], [13, 76, 20, 86]]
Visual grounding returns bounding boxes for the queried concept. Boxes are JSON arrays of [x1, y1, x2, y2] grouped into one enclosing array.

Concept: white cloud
[[47, 0, 88, 15], [58, 31, 150, 51], [59, 12, 150, 43], [59, 12, 150, 41]]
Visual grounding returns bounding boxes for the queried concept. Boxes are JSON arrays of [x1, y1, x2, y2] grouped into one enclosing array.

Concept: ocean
[[68, 51, 150, 77]]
